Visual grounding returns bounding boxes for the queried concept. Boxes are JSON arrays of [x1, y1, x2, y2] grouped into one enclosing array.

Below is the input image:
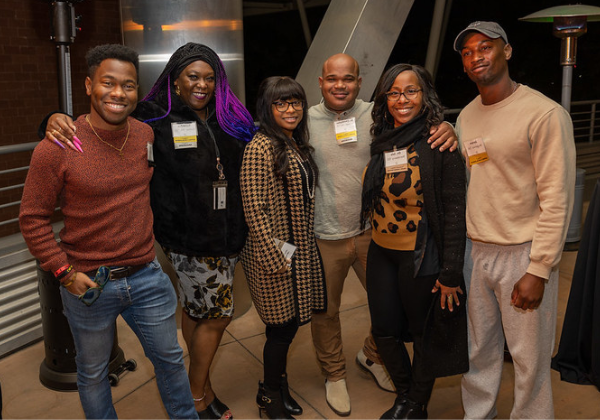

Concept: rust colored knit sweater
[[20, 115, 156, 273]]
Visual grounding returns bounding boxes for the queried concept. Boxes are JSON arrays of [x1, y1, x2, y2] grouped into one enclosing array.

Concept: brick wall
[[0, 0, 121, 237]]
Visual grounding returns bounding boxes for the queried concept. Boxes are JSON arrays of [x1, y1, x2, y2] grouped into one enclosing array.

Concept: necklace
[[291, 146, 315, 199], [85, 115, 130, 158]]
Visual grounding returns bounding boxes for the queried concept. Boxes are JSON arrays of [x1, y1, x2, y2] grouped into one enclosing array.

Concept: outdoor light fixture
[[520, 4, 600, 112], [520, 4, 600, 244]]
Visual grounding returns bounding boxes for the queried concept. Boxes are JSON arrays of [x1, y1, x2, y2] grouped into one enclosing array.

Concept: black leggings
[[366, 240, 437, 404], [263, 322, 299, 390]]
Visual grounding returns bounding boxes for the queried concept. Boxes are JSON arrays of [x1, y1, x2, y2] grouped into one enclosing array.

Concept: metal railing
[[2, 99, 600, 231], [444, 99, 600, 143], [0, 142, 39, 229]]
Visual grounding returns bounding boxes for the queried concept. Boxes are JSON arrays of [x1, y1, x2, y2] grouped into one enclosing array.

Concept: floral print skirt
[[165, 250, 238, 319]]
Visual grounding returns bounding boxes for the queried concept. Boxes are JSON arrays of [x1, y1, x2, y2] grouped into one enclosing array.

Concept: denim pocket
[[63, 287, 81, 298], [148, 257, 161, 271]]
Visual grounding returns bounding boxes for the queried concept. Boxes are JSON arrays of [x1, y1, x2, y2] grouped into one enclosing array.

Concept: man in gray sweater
[[309, 53, 457, 416]]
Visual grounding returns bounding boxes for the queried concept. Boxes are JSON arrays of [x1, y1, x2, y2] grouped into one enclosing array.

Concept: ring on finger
[[447, 295, 454, 303], [51, 129, 57, 136]]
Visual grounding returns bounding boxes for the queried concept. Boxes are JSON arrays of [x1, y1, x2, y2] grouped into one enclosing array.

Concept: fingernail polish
[[53, 139, 65, 149]]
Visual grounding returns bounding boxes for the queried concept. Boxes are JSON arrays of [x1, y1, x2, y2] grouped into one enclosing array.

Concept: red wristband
[[55, 264, 73, 280]]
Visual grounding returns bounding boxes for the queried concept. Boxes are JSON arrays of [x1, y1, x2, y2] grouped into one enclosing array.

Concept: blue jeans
[[60, 258, 198, 419]]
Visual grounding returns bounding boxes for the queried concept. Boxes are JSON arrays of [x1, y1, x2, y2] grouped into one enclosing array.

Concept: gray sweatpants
[[461, 239, 558, 419]]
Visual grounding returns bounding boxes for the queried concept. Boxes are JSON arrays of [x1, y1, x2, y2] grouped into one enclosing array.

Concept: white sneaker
[[356, 348, 396, 392], [325, 378, 351, 416]]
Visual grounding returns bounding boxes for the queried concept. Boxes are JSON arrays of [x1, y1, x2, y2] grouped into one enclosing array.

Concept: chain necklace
[[85, 115, 130, 158], [291, 146, 315, 199]]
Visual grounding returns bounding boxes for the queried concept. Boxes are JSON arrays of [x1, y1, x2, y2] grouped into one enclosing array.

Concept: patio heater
[[39, 0, 132, 392], [520, 4, 600, 244], [49, 0, 83, 115]]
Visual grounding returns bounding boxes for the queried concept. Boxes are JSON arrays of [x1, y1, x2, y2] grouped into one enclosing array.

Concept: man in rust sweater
[[19, 44, 197, 419]]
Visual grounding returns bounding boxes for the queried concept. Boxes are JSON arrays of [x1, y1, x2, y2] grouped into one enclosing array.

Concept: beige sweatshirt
[[456, 85, 576, 279]]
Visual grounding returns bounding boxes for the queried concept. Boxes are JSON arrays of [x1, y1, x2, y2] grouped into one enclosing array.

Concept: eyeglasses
[[272, 100, 304, 112], [79, 266, 110, 306], [385, 88, 423, 102]]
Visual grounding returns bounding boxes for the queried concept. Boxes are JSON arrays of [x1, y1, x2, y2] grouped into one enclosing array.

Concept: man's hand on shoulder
[[428, 121, 458, 152], [511, 272, 546, 310]]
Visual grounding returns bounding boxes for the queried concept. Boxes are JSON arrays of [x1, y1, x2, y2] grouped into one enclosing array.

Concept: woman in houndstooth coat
[[240, 76, 325, 419]]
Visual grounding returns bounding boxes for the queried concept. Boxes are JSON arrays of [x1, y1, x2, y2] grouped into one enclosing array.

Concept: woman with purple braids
[[41, 42, 257, 420]]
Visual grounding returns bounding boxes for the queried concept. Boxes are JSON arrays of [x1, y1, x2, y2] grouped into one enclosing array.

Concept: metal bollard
[[566, 168, 586, 244]]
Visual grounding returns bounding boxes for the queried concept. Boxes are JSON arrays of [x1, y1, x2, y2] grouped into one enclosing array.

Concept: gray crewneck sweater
[[309, 99, 373, 240]]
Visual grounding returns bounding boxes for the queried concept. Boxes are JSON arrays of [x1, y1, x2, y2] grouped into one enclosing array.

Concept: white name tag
[[213, 180, 227, 210], [171, 121, 198, 149], [147, 142, 155, 166], [384, 148, 408, 173], [334, 117, 358, 145], [464, 137, 489, 165], [274, 238, 297, 260]]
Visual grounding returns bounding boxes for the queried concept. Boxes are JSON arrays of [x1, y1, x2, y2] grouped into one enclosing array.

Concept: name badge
[[147, 142, 155, 167], [274, 238, 297, 260], [213, 180, 227, 210], [464, 137, 489, 165], [334, 117, 358, 145], [171, 121, 198, 149], [384, 148, 408, 173]]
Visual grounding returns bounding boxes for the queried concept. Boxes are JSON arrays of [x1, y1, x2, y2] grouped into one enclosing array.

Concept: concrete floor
[[1, 246, 600, 419]]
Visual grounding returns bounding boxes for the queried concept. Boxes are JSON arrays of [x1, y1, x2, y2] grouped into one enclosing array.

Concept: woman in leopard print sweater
[[361, 64, 468, 419]]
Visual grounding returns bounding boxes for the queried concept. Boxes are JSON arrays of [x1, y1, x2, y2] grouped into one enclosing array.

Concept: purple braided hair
[[142, 43, 256, 142]]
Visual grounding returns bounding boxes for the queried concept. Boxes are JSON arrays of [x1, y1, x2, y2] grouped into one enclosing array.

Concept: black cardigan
[[135, 97, 248, 257], [415, 138, 469, 379], [415, 138, 466, 288]]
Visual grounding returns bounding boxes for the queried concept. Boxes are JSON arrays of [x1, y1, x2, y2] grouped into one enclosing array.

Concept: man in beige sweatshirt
[[454, 21, 576, 419]]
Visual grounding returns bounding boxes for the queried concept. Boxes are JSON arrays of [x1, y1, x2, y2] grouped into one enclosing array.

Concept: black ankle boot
[[401, 399, 428, 419], [280, 374, 303, 415], [380, 395, 408, 419], [257, 382, 294, 419]]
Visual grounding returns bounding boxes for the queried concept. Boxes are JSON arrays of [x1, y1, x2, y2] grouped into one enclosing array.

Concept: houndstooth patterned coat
[[240, 132, 326, 326]]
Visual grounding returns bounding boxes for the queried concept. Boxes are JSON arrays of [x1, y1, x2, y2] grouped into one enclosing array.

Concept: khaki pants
[[311, 230, 382, 381]]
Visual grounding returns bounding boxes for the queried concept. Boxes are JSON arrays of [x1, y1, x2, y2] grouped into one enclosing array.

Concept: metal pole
[[561, 65, 573, 113], [51, 1, 78, 115], [590, 103, 596, 142], [424, 0, 446, 79], [296, 0, 312, 48]]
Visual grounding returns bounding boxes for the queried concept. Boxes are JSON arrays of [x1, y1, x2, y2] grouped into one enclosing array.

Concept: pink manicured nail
[[53, 139, 65, 149], [74, 143, 84, 153], [73, 136, 82, 146]]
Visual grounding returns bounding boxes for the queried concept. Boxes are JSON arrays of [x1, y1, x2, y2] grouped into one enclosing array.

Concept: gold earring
[[175, 85, 181, 96]]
